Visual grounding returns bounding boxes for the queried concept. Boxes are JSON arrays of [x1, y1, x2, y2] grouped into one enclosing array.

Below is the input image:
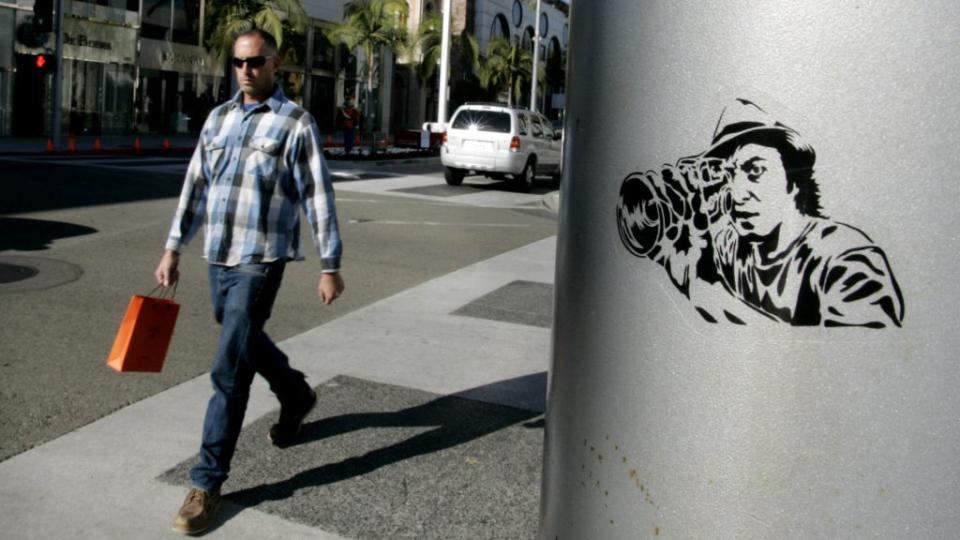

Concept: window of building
[[489, 13, 509, 42], [522, 26, 534, 52], [72, 0, 138, 12], [140, 0, 199, 43], [141, 0, 171, 40], [313, 28, 335, 71], [172, 0, 200, 45]]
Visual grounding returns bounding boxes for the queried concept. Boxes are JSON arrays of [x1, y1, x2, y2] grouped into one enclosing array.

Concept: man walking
[[339, 98, 360, 155], [155, 28, 345, 534]]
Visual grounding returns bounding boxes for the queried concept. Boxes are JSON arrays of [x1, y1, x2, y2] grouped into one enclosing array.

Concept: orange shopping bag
[[106, 285, 180, 372]]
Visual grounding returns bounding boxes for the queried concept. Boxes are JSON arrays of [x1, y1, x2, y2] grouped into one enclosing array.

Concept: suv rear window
[[451, 110, 512, 133]]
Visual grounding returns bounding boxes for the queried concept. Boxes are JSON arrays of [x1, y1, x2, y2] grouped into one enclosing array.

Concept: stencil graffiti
[[616, 98, 904, 328]]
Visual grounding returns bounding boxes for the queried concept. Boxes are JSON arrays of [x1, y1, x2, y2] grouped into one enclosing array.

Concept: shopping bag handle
[[147, 281, 178, 300]]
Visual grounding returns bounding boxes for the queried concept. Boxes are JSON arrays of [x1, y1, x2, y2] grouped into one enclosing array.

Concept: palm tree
[[410, 11, 479, 84], [324, 0, 409, 132], [204, 0, 309, 61], [478, 38, 541, 108]]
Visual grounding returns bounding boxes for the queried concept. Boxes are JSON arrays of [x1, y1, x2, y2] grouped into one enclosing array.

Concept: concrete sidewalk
[[0, 237, 556, 539]]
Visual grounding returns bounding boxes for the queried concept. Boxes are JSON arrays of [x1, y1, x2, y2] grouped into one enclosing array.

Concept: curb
[[541, 190, 561, 214]]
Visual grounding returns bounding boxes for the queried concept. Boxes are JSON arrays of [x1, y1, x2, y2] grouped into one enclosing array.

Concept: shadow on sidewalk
[[0, 217, 98, 251], [224, 373, 546, 509], [1, 159, 183, 214]]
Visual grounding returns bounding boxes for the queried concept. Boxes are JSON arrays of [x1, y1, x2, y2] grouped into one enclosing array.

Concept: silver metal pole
[[541, 2, 960, 538], [529, 0, 541, 112], [436, 0, 452, 125], [51, 0, 64, 147]]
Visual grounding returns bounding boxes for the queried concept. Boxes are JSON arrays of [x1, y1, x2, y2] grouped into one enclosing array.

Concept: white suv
[[441, 103, 562, 191]]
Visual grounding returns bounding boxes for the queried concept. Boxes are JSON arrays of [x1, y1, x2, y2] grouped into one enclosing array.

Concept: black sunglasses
[[232, 55, 273, 68]]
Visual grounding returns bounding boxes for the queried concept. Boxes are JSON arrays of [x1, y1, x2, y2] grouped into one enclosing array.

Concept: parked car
[[441, 103, 562, 191]]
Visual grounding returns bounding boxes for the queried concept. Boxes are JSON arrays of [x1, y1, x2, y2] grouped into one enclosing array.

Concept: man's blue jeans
[[190, 262, 311, 492]]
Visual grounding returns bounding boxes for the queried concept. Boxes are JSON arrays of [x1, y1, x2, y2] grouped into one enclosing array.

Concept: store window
[[142, 0, 200, 44], [63, 59, 135, 135], [72, 0, 138, 12], [172, 0, 201, 45], [141, 0, 171, 40], [313, 29, 335, 71]]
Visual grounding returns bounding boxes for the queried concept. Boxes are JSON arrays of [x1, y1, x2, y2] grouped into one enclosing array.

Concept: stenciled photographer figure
[[617, 98, 904, 328]]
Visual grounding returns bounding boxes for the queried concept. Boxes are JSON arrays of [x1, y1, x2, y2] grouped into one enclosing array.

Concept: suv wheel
[[444, 166, 465, 186], [517, 158, 536, 192]]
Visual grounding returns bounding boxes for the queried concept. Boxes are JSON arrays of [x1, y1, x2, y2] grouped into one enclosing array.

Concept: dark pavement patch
[[0, 255, 83, 293], [160, 376, 543, 539], [452, 280, 554, 328], [390, 184, 471, 197]]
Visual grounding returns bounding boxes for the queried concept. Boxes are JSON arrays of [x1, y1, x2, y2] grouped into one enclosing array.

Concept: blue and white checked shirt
[[165, 86, 341, 271]]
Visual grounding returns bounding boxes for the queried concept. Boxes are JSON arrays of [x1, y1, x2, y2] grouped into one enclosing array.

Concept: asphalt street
[[0, 154, 558, 463]]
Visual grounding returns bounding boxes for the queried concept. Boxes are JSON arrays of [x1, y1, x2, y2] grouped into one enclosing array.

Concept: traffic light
[[33, 53, 54, 71], [33, 0, 53, 33]]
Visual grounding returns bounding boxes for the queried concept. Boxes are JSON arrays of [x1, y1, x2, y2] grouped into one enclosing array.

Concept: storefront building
[[0, 5, 15, 136], [5, 0, 139, 136], [0, 0, 566, 138], [138, 38, 221, 135]]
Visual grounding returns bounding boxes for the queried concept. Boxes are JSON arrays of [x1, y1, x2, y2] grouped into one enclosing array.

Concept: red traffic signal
[[33, 54, 54, 71]]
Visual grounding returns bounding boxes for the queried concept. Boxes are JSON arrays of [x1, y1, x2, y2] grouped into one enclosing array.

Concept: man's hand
[[318, 272, 344, 305], [155, 250, 180, 287]]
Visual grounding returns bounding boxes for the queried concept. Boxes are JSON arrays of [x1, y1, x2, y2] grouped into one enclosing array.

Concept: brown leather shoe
[[172, 487, 221, 535]]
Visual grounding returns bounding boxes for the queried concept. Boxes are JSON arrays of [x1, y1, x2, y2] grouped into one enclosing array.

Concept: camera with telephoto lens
[[617, 156, 732, 260]]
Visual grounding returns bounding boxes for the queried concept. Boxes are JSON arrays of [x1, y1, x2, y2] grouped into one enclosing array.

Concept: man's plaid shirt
[[165, 87, 342, 271]]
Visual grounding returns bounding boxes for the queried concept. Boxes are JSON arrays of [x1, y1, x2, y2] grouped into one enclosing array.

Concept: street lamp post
[[529, 0, 541, 112], [51, 0, 64, 148], [436, 0, 452, 126], [541, 1, 960, 538]]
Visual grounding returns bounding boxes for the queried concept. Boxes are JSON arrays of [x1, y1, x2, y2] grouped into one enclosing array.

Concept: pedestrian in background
[[154, 27, 345, 535], [339, 98, 360, 155]]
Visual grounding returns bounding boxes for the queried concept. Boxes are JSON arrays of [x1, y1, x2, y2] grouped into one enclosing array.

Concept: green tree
[[204, 0, 309, 61], [324, 0, 409, 132], [478, 38, 543, 108], [409, 11, 480, 84]]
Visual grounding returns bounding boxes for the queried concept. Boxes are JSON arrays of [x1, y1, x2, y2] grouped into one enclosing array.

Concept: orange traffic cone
[[162, 138, 172, 150], [133, 137, 142, 154], [93, 137, 102, 152], [45, 138, 54, 153], [67, 136, 77, 153]]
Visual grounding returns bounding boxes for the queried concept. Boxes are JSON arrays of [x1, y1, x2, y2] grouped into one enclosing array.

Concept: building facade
[[0, 0, 567, 138]]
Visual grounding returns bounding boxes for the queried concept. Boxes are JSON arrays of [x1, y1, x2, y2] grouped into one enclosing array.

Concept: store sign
[[140, 38, 219, 76], [64, 33, 112, 51], [63, 18, 136, 64]]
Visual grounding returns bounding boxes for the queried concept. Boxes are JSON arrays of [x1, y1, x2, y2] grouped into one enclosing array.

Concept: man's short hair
[[234, 27, 279, 56]]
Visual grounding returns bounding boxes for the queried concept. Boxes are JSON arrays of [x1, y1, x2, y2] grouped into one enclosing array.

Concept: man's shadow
[[223, 373, 546, 511]]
